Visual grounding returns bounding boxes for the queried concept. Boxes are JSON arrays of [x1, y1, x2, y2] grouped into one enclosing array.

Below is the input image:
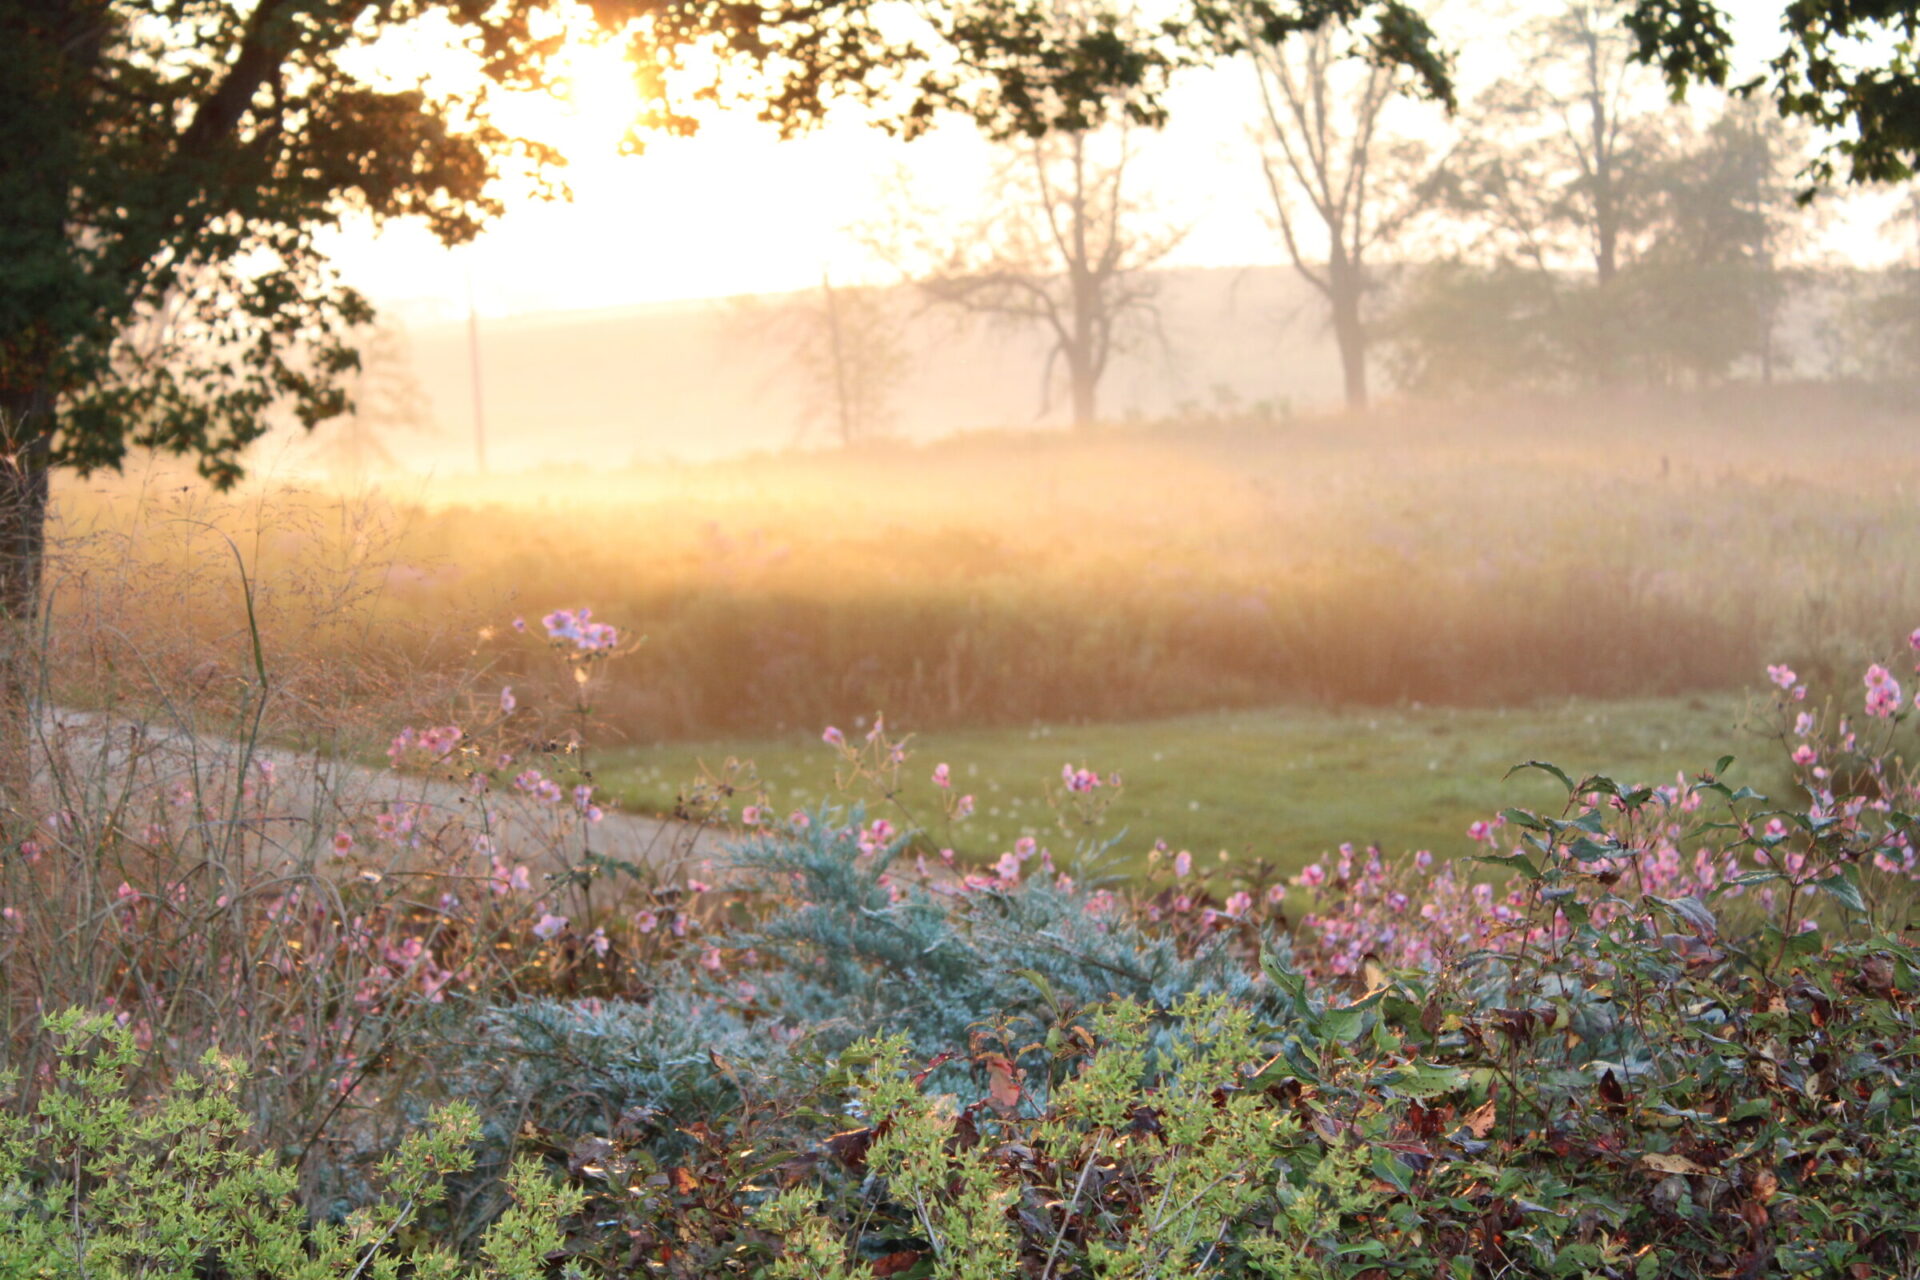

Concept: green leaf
[[1260, 950, 1308, 1006], [1817, 867, 1867, 917], [1649, 894, 1717, 936], [1567, 836, 1623, 864], [1384, 1060, 1470, 1098], [1370, 1146, 1413, 1193], [1506, 760, 1575, 793], [1499, 807, 1549, 831], [1472, 853, 1541, 880], [1714, 754, 1736, 776]]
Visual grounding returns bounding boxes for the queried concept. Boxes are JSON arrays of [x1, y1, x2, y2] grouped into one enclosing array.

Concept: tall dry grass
[[46, 385, 1920, 745]]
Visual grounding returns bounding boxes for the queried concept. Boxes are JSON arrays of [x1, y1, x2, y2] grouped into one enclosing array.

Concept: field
[[44, 385, 1918, 808]]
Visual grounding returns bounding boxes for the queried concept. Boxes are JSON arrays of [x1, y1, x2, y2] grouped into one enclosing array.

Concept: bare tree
[[315, 321, 435, 486], [878, 125, 1184, 428], [1246, 19, 1438, 408], [726, 274, 910, 447]]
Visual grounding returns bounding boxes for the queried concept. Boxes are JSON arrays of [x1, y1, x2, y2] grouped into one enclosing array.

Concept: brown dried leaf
[[826, 1127, 876, 1169], [1641, 1152, 1708, 1176], [1463, 1099, 1498, 1139], [982, 1053, 1022, 1114]]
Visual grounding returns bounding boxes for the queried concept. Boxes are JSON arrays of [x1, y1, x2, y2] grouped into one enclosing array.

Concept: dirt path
[[32, 707, 721, 875]]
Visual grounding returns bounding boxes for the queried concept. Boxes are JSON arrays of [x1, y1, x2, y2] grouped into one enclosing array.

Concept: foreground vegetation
[[7, 565, 1920, 1274]]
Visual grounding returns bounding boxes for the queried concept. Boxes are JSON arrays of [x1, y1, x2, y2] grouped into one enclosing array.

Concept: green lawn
[[593, 693, 1787, 877]]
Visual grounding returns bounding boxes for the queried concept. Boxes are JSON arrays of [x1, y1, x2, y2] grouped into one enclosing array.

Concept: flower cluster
[[542, 607, 618, 654], [386, 724, 462, 767]]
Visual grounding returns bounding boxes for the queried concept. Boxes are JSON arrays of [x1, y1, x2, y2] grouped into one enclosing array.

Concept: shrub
[[0, 1009, 583, 1279]]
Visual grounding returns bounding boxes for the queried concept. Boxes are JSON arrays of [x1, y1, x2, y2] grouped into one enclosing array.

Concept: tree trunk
[[1067, 360, 1097, 428], [0, 387, 51, 826], [1328, 262, 1370, 410]]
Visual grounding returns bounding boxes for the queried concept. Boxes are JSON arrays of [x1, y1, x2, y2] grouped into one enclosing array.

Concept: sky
[[320, 1, 1904, 324]]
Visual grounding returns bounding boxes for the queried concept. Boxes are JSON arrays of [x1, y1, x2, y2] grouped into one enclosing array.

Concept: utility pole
[[464, 269, 489, 474]]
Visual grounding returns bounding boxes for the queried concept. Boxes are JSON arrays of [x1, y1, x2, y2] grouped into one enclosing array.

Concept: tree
[[730, 275, 910, 447], [312, 320, 437, 486], [1244, 15, 1439, 407], [882, 124, 1185, 427], [1626, 0, 1920, 189]]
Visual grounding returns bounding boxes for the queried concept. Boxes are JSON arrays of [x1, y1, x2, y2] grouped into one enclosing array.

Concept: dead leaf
[[1463, 1099, 1498, 1139], [982, 1052, 1022, 1114], [826, 1127, 875, 1169], [1599, 1069, 1628, 1116], [668, 1166, 700, 1195], [568, 1135, 616, 1179], [1752, 1168, 1779, 1203], [1641, 1152, 1708, 1176], [871, 1251, 923, 1277]]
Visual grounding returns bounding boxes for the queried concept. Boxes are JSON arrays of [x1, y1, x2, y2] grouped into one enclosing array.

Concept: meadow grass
[[46, 386, 1920, 752], [591, 691, 1783, 875]]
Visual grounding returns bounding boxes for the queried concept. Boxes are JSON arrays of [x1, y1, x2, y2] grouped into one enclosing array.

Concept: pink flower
[[1794, 711, 1814, 736], [1266, 882, 1287, 904], [741, 804, 764, 826], [786, 809, 811, 829], [634, 909, 658, 933], [1867, 663, 1903, 718], [932, 763, 951, 788], [1224, 890, 1253, 918], [532, 913, 568, 940], [1014, 836, 1038, 862], [511, 616, 527, 632], [1792, 744, 1817, 766], [1767, 663, 1798, 690], [1467, 821, 1493, 842], [500, 686, 516, 714], [1061, 764, 1101, 793], [700, 946, 724, 971], [1055, 873, 1075, 893], [995, 851, 1021, 883], [821, 726, 845, 747], [955, 794, 975, 819], [1908, 627, 1920, 651], [1413, 850, 1433, 870], [1298, 864, 1326, 888], [1173, 849, 1193, 878], [687, 879, 711, 893], [331, 830, 354, 856], [588, 927, 610, 957]]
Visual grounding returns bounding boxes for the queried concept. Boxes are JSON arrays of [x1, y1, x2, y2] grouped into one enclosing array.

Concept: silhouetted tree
[[1244, 16, 1440, 407], [882, 124, 1184, 428]]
